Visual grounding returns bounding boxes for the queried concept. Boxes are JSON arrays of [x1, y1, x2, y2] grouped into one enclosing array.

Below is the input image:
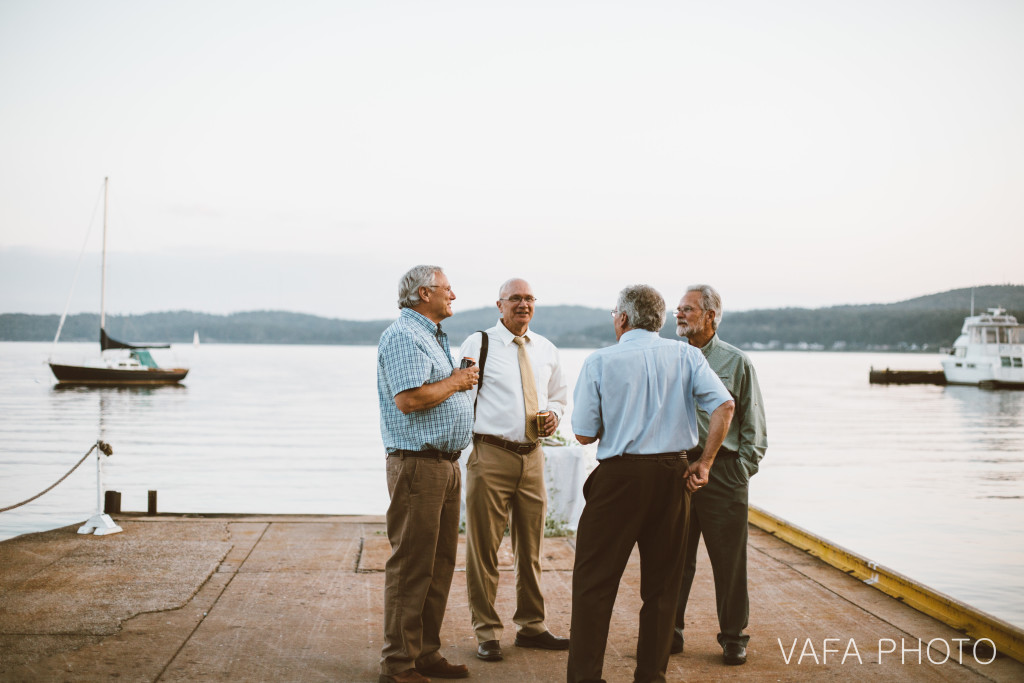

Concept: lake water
[[1, 341, 1022, 629]]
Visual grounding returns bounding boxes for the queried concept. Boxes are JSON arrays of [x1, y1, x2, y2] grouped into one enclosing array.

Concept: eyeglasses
[[426, 285, 452, 294], [500, 296, 536, 304], [675, 306, 702, 315], [610, 309, 620, 317]]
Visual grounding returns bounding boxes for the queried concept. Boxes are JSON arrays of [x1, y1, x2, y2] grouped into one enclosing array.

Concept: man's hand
[[685, 459, 711, 493], [450, 365, 479, 392], [540, 411, 558, 438], [684, 399, 734, 493]]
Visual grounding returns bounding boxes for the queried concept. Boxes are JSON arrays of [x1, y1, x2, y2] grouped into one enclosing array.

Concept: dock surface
[[2, 515, 1021, 682]]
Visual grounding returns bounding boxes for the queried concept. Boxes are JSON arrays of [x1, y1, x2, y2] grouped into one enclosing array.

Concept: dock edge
[[748, 505, 1024, 664]]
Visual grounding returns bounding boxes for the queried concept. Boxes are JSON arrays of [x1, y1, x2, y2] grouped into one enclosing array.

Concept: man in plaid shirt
[[376, 265, 479, 683]]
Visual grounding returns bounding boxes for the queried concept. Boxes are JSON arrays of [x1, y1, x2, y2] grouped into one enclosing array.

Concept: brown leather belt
[[388, 449, 461, 462], [473, 433, 538, 456]]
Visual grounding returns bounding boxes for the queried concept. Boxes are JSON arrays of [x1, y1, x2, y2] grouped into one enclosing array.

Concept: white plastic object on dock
[[78, 440, 123, 536]]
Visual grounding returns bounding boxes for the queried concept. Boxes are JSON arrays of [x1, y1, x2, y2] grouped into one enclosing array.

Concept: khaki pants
[[380, 456, 462, 676], [465, 438, 548, 643]]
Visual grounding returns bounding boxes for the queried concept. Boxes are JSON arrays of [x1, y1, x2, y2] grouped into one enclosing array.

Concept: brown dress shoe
[[477, 639, 503, 661], [378, 669, 430, 683], [416, 657, 469, 679]]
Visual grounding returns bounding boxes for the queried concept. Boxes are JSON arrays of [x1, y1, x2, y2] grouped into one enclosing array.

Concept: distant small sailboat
[[193, 330, 200, 347], [48, 178, 189, 385]]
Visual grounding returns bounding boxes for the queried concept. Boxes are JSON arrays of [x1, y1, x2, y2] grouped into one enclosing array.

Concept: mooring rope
[[0, 440, 113, 513]]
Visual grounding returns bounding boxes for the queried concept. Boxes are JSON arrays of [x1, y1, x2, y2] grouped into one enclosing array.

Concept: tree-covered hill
[[2, 285, 1021, 350], [717, 285, 1024, 350]]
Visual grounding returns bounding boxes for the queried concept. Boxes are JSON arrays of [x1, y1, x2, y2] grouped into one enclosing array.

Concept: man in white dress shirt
[[458, 278, 571, 663]]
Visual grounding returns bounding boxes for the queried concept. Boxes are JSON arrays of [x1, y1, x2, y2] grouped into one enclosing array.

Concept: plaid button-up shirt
[[377, 308, 474, 454]]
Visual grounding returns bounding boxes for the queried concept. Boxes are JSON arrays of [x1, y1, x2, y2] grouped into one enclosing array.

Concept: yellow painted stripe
[[749, 505, 1024, 664]]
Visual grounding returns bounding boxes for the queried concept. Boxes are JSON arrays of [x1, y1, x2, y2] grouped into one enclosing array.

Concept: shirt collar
[[401, 307, 444, 338], [699, 334, 719, 358], [494, 319, 530, 345], [618, 328, 658, 344]]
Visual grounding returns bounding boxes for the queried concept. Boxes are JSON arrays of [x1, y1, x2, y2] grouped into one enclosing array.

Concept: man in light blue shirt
[[567, 284, 735, 683], [376, 265, 478, 683]]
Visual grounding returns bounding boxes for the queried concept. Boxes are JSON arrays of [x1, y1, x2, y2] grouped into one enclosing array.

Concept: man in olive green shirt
[[672, 284, 767, 667]]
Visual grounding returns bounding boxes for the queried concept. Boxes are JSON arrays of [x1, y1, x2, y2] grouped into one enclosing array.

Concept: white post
[[78, 441, 123, 536]]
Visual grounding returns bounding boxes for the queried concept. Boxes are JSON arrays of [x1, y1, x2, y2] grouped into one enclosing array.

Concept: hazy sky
[[2, 0, 1022, 320]]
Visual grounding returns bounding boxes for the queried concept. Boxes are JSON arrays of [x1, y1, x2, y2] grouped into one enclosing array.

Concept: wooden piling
[[103, 490, 121, 514]]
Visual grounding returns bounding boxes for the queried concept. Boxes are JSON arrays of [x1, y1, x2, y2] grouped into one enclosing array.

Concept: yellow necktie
[[513, 336, 539, 442]]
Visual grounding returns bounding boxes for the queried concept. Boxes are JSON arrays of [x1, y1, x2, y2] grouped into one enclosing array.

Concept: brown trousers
[[465, 438, 548, 643], [567, 456, 691, 683], [380, 455, 462, 675]]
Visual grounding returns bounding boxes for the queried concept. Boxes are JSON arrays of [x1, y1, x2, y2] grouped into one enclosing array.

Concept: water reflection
[[942, 386, 1024, 454], [944, 385, 1024, 421], [50, 383, 188, 395]]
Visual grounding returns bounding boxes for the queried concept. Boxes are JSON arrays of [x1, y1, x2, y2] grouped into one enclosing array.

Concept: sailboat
[[48, 178, 189, 385]]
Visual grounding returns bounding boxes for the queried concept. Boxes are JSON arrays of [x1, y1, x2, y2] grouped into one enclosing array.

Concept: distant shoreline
[[2, 284, 1022, 350]]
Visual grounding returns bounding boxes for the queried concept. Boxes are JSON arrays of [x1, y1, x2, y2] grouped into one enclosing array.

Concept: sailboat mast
[[100, 177, 108, 331]]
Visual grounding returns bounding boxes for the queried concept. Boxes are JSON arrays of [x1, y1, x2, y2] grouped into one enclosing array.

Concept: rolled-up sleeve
[[380, 334, 431, 397], [737, 357, 768, 476]]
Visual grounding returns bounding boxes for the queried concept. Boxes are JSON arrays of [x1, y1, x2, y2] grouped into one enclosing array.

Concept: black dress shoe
[[514, 630, 570, 650], [670, 634, 684, 655], [723, 641, 746, 665], [477, 640, 503, 661]]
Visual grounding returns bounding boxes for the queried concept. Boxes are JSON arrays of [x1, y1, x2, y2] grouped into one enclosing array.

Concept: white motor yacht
[[940, 307, 1024, 388]]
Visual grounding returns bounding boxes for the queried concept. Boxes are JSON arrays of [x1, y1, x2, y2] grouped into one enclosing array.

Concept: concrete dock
[[2, 515, 1022, 682]]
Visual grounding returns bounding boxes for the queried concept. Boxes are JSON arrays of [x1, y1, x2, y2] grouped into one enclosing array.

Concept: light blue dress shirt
[[571, 329, 732, 461], [377, 308, 474, 453]]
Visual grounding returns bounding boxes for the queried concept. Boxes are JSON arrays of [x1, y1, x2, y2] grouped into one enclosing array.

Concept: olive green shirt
[[693, 334, 767, 479]]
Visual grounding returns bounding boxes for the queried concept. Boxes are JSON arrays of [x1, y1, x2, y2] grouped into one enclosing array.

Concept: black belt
[[686, 446, 739, 458], [388, 449, 461, 462], [473, 433, 538, 456], [619, 451, 687, 460]]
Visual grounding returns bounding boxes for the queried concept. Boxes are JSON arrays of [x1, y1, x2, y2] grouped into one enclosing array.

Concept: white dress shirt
[[458, 320, 569, 443]]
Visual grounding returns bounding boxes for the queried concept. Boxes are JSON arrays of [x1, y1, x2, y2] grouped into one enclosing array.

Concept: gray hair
[[398, 265, 442, 309], [686, 284, 722, 330], [617, 285, 666, 332]]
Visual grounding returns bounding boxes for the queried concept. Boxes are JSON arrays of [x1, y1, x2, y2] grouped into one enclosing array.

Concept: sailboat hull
[[49, 363, 189, 385]]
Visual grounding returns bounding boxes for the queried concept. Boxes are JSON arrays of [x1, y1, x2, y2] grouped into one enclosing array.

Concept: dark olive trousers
[[674, 450, 750, 648]]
